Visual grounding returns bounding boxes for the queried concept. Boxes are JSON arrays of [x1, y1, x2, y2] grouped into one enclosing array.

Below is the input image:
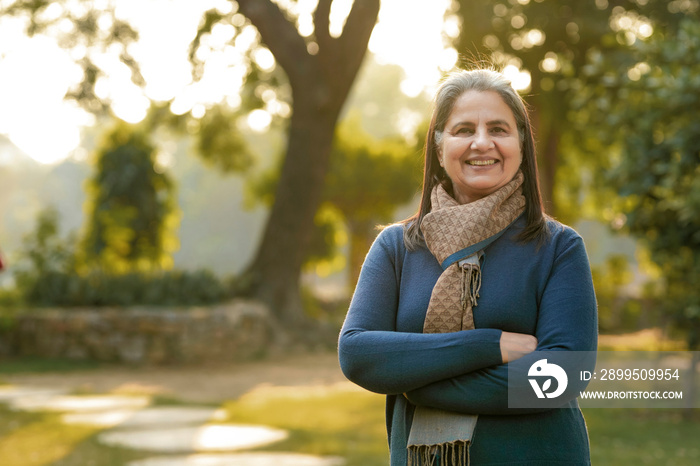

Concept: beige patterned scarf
[[407, 172, 525, 465]]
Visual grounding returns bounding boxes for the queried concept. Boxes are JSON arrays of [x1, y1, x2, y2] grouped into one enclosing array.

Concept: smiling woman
[[338, 68, 598, 466], [435, 90, 523, 205]]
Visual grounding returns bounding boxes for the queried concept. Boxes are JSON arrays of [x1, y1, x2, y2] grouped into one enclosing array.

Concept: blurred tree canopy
[[245, 111, 420, 290], [325, 112, 420, 287], [227, 0, 380, 325], [1, 0, 381, 326], [80, 122, 179, 273], [14, 207, 76, 284], [0, 0, 141, 114], [451, 0, 694, 221], [578, 16, 700, 349]]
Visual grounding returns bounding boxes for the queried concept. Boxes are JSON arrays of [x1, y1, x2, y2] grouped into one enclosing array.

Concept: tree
[[80, 122, 179, 273], [244, 110, 419, 293], [325, 113, 419, 288], [0, 0, 142, 114], [450, 0, 687, 220], [13, 206, 76, 304], [2, 0, 381, 327], [595, 18, 700, 350], [227, 0, 380, 325]]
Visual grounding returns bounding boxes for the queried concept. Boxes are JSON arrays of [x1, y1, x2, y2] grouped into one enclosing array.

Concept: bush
[[22, 269, 228, 308], [14, 206, 229, 308]]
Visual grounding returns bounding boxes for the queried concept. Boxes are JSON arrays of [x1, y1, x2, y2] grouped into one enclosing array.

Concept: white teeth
[[467, 160, 496, 166]]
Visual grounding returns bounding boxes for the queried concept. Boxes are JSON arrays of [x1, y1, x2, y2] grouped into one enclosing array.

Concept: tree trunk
[[245, 97, 339, 325], [237, 0, 380, 326], [539, 128, 559, 217], [528, 94, 560, 217]]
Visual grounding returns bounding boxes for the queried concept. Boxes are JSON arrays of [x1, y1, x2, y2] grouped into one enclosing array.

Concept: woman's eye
[[455, 127, 473, 135], [491, 127, 506, 133]]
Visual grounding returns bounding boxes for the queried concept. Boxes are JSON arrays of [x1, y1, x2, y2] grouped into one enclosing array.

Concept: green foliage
[[586, 17, 700, 348], [193, 105, 254, 173], [21, 269, 227, 308], [326, 112, 420, 284], [325, 112, 420, 224], [245, 112, 420, 280], [80, 121, 180, 273], [451, 0, 690, 220], [14, 205, 227, 308], [591, 254, 656, 332], [13, 206, 77, 303]]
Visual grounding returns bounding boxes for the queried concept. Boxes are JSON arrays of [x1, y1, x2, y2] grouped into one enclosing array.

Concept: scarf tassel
[[460, 261, 481, 311], [408, 441, 471, 466]]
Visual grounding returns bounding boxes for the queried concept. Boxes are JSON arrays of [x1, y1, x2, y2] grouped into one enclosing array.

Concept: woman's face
[[437, 90, 522, 204]]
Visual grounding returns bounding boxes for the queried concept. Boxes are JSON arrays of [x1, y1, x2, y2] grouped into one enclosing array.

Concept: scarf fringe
[[407, 441, 471, 466], [460, 261, 481, 311]]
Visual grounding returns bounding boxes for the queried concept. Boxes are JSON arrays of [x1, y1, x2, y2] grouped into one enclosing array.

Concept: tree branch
[[326, 0, 379, 88], [314, 0, 333, 51], [236, 0, 311, 86]]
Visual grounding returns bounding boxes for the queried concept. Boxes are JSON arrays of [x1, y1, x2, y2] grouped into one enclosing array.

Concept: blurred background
[[0, 0, 699, 465]]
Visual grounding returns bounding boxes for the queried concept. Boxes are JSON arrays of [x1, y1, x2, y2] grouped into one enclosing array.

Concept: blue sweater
[[338, 217, 598, 465]]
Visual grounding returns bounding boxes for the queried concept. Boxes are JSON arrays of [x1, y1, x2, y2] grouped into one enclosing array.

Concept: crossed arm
[[338, 228, 598, 415]]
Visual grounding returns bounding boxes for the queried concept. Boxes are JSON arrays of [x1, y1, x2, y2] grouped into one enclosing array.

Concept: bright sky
[[0, 0, 457, 165]]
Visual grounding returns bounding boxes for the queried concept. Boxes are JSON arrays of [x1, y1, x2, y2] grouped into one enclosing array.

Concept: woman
[[338, 68, 598, 465]]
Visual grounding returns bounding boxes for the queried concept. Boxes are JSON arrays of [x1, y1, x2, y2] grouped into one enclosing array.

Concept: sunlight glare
[[503, 65, 532, 92], [329, 0, 353, 38], [369, 0, 452, 96], [0, 31, 90, 164], [247, 109, 272, 132], [112, 91, 151, 124], [253, 47, 276, 72], [438, 48, 459, 72], [1, 0, 460, 165]]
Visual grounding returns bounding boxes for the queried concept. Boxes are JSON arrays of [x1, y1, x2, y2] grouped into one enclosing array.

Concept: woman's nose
[[471, 128, 494, 151]]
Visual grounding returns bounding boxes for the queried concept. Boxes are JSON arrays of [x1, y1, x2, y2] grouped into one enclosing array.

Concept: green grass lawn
[[586, 409, 700, 465], [0, 384, 698, 466], [220, 384, 389, 466], [0, 328, 697, 466]]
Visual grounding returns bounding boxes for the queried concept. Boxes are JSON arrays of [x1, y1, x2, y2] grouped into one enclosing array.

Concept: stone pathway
[[99, 424, 289, 453], [128, 453, 346, 466], [0, 383, 346, 465]]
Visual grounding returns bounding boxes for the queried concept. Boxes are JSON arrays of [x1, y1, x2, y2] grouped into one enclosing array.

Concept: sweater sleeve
[[338, 226, 503, 396], [404, 232, 598, 415]]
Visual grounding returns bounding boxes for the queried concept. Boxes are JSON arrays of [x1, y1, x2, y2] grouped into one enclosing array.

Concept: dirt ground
[[2, 351, 350, 404]]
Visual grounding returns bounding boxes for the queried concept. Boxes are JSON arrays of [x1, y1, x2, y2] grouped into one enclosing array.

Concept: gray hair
[[401, 68, 546, 250]]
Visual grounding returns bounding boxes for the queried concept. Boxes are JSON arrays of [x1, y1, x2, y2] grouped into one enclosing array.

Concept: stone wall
[[0, 300, 276, 365]]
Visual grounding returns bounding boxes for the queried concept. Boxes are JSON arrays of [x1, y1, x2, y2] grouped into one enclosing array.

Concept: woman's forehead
[[446, 90, 516, 125]]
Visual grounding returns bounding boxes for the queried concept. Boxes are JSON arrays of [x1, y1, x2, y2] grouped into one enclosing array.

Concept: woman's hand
[[500, 331, 537, 363]]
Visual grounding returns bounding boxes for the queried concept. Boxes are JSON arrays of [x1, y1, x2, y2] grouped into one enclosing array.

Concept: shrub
[[23, 269, 228, 308]]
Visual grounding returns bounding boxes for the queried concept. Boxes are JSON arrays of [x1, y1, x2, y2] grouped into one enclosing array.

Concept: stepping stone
[[0, 385, 68, 402], [63, 406, 227, 428], [10, 394, 150, 412], [127, 452, 346, 466], [98, 424, 288, 453]]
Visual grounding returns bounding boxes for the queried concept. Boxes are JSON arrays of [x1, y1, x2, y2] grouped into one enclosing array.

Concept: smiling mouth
[[466, 160, 497, 166]]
